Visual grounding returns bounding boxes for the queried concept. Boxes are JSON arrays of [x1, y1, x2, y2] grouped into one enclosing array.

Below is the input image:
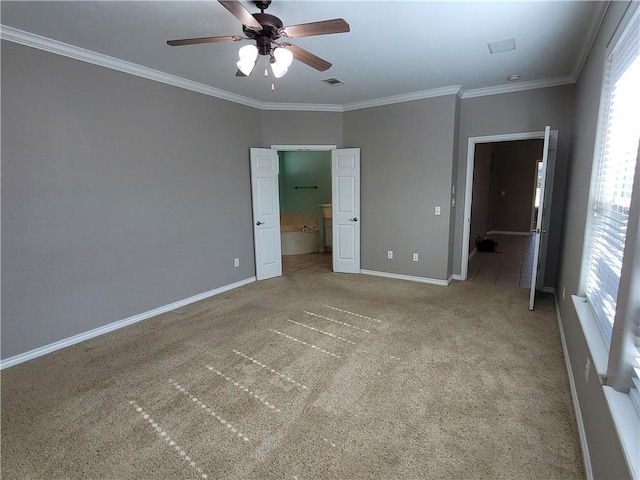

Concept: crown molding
[[342, 86, 464, 112], [571, 1, 610, 82], [261, 103, 343, 112], [0, 25, 263, 110], [2, 25, 581, 111], [461, 76, 575, 99]]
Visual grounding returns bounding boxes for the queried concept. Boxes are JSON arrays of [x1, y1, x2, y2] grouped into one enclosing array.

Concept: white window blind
[[584, 10, 640, 345]]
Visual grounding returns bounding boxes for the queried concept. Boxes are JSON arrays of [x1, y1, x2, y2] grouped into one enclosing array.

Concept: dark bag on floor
[[476, 236, 498, 252]]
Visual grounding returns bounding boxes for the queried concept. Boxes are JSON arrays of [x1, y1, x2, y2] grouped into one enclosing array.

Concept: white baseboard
[[451, 274, 464, 281], [487, 230, 532, 236], [553, 293, 593, 480], [0, 277, 257, 370], [360, 269, 450, 286], [469, 247, 478, 259], [542, 286, 555, 294]]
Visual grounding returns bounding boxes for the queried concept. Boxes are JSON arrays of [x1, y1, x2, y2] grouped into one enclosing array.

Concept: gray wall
[[344, 95, 458, 281], [1, 42, 261, 359], [261, 110, 343, 148], [454, 85, 576, 286], [556, 2, 634, 478], [488, 140, 542, 233]]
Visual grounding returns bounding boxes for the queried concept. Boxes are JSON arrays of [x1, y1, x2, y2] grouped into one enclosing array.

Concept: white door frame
[[460, 130, 554, 280]]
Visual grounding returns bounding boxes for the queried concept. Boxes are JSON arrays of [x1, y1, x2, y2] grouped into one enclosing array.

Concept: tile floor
[[282, 252, 333, 275], [467, 234, 535, 289]]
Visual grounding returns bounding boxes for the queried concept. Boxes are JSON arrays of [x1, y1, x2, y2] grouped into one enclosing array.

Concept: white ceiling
[[1, 1, 606, 108]]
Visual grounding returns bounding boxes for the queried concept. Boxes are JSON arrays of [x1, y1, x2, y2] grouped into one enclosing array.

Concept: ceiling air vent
[[322, 77, 345, 86]]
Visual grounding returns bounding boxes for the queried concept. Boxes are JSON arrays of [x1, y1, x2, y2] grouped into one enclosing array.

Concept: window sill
[[603, 387, 639, 480], [572, 295, 639, 480]]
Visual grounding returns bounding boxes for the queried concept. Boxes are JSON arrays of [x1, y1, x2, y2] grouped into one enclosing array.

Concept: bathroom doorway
[[276, 149, 333, 275]]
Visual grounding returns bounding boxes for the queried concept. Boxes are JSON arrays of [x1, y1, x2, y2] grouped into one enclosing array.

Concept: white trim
[[542, 286, 555, 294], [461, 130, 546, 281], [262, 103, 343, 112], [555, 294, 594, 480], [360, 269, 450, 286], [603, 387, 640, 480], [342, 86, 463, 112], [0, 26, 263, 109], [469, 247, 477, 260], [451, 274, 464, 281], [572, 2, 610, 81], [487, 230, 532, 236], [462, 76, 575, 99], [0, 277, 256, 369], [270, 145, 337, 151]]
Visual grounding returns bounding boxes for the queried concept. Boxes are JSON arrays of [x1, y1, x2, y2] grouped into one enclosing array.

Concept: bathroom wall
[[278, 151, 331, 216]]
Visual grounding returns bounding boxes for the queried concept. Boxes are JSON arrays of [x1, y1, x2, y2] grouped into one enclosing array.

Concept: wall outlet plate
[[413, 253, 419, 261], [387, 250, 393, 259], [435, 206, 441, 215], [234, 258, 240, 267]]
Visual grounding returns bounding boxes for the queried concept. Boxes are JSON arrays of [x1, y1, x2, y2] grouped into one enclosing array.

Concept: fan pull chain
[[271, 83, 275, 91]]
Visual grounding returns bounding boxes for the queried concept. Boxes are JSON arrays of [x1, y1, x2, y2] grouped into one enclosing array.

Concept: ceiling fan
[[167, 0, 350, 79]]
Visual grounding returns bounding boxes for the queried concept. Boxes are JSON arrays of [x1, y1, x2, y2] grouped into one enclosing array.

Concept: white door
[[529, 126, 553, 310], [332, 148, 360, 273], [250, 148, 282, 280]]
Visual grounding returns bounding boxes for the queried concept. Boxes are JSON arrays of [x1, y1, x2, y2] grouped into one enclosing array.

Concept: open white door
[[332, 148, 360, 273], [250, 148, 282, 280], [529, 126, 554, 310]]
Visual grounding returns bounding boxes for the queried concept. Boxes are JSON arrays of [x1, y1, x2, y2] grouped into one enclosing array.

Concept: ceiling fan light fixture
[[270, 47, 293, 78], [273, 47, 293, 68], [237, 44, 258, 75], [271, 63, 288, 78]]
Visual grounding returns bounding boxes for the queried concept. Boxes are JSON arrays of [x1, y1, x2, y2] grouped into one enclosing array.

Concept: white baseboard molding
[[360, 269, 450, 286], [451, 274, 464, 281], [542, 286, 555, 294], [0, 276, 257, 370], [469, 247, 478, 260], [487, 230, 532, 236], [554, 294, 593, 480]]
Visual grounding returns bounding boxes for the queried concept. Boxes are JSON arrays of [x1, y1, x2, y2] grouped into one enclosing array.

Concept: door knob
[[350, 217, 358, 222], [256, 221, 265, 226]]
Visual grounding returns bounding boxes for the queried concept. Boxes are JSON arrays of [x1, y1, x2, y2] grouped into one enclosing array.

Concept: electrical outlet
[[451, 198, 456, 207], [413, 253, 419, 262], [435, 206, 441, 216], [562, 286, 566, 301], [387, 250, 393, 259], [584, 358, 591, 383], [234, 258, 240, 267]]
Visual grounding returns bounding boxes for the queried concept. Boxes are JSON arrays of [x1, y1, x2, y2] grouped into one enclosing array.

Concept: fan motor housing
[[243, 12, 283, 55]]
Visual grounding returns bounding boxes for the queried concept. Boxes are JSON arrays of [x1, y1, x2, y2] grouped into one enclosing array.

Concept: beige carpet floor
[[1, 273, 584, 479]]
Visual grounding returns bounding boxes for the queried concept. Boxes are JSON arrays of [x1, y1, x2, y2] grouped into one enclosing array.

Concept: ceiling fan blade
[[281, 19, 350, 38], [167, 35, 246, 46], [281, 43, 332, 72], [218, 0, 262, 31]]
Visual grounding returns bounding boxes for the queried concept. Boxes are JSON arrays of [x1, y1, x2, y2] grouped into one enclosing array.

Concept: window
[[582, 5, 640, 414], [584, 14, 640, 344]]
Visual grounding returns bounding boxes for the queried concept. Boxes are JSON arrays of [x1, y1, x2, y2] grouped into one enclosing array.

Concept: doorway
[[277, 149, 333, 275], [466, 139, 543, 288], [250, 146, 361, 280], [461, 129, 557, 307]]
